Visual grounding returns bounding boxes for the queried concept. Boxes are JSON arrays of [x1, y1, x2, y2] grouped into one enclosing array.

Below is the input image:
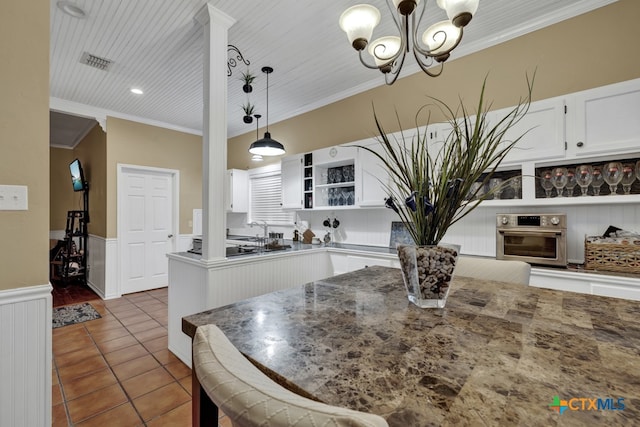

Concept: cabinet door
[[493, 97, 565, 164], [280, 155, 303, 209], [571, 78, 640, 156], [356, 139, 389, 207], [226, 169, 248, 213]]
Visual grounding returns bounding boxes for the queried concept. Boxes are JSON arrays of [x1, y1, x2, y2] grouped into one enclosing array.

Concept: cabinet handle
[[576, 141, 584, 147]]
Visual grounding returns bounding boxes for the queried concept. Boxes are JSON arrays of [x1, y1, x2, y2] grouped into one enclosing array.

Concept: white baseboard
[[0, 284, 52, 427]]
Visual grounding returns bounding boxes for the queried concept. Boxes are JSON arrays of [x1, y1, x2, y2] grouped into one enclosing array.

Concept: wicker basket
[[584, 238, 640, 273]]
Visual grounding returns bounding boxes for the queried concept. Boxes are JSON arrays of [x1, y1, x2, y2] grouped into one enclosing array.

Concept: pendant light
[[249, 66, 285, 156], [251, 114, 264, 161]]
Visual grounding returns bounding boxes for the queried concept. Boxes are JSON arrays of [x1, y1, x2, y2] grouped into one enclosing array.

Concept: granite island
[[183, 265, 640, 426]]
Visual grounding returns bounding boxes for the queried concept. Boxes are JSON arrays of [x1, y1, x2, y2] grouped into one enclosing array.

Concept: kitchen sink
[[225, 245, 259, 257]]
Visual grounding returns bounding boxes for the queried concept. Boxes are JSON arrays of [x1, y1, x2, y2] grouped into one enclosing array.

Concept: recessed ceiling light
[[57, 1, 86, 19], [130, 88, 144, 95]]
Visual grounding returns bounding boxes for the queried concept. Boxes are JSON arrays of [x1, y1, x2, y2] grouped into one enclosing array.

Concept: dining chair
[[193, 324, 389, 427], [455, 256, 531, 285]]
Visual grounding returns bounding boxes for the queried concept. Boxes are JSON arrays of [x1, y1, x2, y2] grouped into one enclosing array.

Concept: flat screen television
[[69, 158, 87, 192]]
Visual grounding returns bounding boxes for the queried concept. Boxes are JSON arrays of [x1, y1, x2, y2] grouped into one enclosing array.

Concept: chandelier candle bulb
[[339, 5, 381, 50]]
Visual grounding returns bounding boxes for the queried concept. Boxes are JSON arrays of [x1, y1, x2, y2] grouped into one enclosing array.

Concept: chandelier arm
[[384, 45, 408, 85], [413, 51, 444, 77], [358, 49, 387, 70], [385, 0, 402, 34], [413, 26, 464, 59]]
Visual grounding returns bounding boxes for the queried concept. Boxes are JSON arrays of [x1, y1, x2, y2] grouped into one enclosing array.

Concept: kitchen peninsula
[[183, 266, 640, 426]]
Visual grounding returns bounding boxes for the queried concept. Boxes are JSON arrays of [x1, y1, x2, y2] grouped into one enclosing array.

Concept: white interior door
[[120, 167, 175, 294]]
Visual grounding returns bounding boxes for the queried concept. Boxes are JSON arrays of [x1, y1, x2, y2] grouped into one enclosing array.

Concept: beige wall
[[228, 0, 640, 170], [50, 125, 107, 236], [74, 125, 108, 237], [0, 0, 49, 291], [105, 117, 202, 238]]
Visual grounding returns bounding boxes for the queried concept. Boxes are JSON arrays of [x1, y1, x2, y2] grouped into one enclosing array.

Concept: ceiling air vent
[[80, 52, 113, 71]]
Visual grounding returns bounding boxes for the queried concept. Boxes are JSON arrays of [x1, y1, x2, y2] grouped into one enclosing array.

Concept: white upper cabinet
[[494, 97, 566, 164], [356, 138, 389, 207], [225, 169, 248, 213], [313, 145, 357, 165], [280, 154, 303, 210], [569, 78, 640, 157]]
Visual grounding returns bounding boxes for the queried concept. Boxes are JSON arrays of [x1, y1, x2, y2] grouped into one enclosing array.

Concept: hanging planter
[[240, 71, 256, 93], [242, 102, 255, 124]]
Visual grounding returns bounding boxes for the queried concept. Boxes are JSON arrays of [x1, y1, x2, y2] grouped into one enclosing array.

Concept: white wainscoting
[[0, 284, 52, 427], [168, 250, 333, 367]]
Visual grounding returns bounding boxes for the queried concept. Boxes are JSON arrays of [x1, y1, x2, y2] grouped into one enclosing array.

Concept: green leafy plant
[[358, 75, 534, 246], [240, 71, 256, 85], [242, 102, 255, 115]]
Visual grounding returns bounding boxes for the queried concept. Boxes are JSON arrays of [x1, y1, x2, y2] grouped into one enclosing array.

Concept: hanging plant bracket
[[227, 44, 250, 77]]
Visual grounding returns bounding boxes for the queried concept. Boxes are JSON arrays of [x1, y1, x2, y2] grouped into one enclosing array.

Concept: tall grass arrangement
[[359, 75, 534, 246]]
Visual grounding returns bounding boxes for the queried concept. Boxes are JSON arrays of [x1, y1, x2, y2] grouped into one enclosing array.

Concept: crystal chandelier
[[339, 0, 479, 85]]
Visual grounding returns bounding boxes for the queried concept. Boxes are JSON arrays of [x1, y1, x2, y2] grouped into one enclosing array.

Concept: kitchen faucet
[[249, 220, 268, 238]]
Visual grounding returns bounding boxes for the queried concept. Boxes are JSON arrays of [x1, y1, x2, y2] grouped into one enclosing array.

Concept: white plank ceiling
[[49, 0, 618, 147]]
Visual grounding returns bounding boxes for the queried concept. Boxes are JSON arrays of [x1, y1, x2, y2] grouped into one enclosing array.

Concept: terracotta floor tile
[[152, 349, 181, 366], [112, 354, 161, 381], [165, 360, 191, 380], [58, 354, 108, 383], [62, 368, 118, 401], [119, 312, 153, 326], [84, 316, 123, 333], [140, 302, 167, 313], [146, 401, 192, 427], [132, 326, 167, 343], [121, 366, 175, 399], [96, 334, 138, 354], [55, 344, 101, 368], [52, 368, 59, 386], [67, 383, 128, 424], [106, 304, 140, 316], [179, 375, 192, 396], [53, 331, 93, 355], [52, 403, 69, 427], [142, 335, 167, 354], [126, 318, 162, 334], [52, 383, 63, 405], [90, 326, 132, 343], [75, 402, 143, 427], [113, 308, 147, 321], [219, 415, 233, 427], [104, 343, 149, 366], [52, 322, 85, 338], [132, 382, 190, 421]]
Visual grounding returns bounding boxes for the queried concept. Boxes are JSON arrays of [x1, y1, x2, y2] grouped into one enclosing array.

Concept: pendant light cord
[[261, 66, 274, 134]]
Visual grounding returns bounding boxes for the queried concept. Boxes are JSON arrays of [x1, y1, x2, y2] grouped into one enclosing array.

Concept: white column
[[195, 4, 235, 260]]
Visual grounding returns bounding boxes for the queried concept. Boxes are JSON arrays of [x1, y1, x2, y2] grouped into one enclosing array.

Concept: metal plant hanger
[[227, 44, 250, 77]]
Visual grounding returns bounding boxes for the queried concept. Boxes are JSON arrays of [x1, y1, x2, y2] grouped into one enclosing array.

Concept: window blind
[[249, 170, 294, 225]]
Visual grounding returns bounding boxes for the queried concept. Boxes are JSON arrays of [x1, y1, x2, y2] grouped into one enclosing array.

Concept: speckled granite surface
[[183, 266, 640, 426]]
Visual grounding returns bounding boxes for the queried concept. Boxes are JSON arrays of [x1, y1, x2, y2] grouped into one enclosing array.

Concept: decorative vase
[[242, 84, 253, 93], [243, 115, 253, 124], [396, 243, 460, 308]]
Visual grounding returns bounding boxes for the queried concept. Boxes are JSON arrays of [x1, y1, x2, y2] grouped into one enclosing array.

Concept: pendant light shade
[[248, 67, 285, 156]]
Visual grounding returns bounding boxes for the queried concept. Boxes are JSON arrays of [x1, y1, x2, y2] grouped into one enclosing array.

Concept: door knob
[[168, 234, 174, 238]]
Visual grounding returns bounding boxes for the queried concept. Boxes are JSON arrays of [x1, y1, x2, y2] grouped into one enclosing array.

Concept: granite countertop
[[183, 266, 640, 426]]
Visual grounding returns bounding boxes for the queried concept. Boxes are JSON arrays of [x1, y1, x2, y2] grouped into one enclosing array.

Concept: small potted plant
[[242, 102, 255, 123], [240, 71, 256, 93]]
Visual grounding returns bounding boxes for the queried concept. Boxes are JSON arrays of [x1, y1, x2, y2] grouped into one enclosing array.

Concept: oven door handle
[[498, 230, 563, 237]]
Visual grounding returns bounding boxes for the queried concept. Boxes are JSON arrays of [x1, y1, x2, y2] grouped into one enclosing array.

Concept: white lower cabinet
[[330, 251, 398, 275], [530, 268, 640, 301]]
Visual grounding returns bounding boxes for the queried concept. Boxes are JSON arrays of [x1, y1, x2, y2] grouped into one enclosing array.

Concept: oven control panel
[[497, 213, 566, 229]]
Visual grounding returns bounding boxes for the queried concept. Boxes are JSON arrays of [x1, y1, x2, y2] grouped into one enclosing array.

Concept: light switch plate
[[0, 185, 28, 210]]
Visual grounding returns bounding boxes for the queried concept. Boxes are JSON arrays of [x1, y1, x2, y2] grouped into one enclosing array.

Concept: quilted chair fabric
[[193, 324, 389, 427], [455, 256, 531, 285]]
